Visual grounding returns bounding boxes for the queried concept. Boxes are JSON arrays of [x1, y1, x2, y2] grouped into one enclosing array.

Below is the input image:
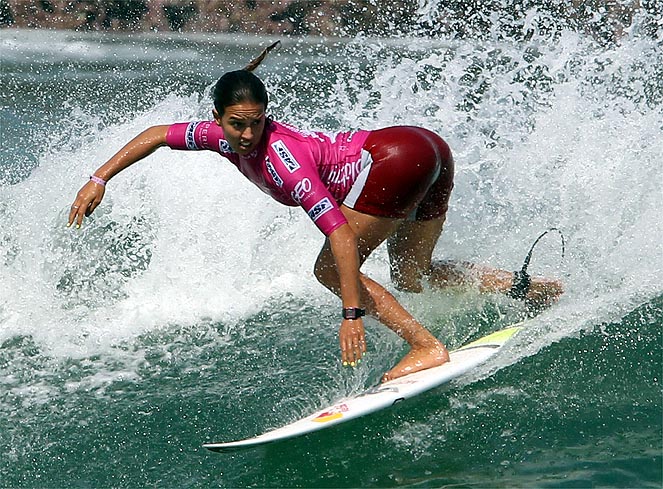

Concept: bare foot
[[381, 339, 450, 383]]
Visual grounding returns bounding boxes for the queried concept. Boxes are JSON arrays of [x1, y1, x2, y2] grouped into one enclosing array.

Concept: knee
[[390, 265, 424, 293], [393, 279, 423, 294]]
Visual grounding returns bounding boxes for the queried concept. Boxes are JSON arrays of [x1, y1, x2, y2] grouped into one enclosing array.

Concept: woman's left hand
[[339, 318, 367, 366]]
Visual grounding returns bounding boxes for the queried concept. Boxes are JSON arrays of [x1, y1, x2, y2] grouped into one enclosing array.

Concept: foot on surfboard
[[381, 341, 450, 383]]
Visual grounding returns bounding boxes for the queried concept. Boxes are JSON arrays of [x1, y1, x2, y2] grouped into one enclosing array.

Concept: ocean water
[[1, 10, 662, 489]]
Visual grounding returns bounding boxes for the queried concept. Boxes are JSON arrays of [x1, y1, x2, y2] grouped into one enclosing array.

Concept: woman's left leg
[[387, 218, 564, 307], [314, 205, 449, 382], [387, 217, 447, 292]]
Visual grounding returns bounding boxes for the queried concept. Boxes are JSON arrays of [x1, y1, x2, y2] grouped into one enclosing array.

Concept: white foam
[[1, 29, 661, 372]]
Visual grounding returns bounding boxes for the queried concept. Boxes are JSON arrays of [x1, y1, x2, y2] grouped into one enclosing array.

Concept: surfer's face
[[214, 102, 266, 156]]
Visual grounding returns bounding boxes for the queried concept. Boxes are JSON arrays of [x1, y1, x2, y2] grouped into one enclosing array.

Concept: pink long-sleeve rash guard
[[166, 119, 371, 236]]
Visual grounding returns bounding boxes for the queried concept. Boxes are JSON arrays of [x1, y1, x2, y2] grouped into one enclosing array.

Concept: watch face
[[343, 308, 364, 319]]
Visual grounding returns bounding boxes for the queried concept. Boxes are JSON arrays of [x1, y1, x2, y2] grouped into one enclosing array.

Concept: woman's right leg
[[314, 205, 449, 382]]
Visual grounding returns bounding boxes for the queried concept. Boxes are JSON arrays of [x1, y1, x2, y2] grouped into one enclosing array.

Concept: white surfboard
[[203, 325, 521, 452]]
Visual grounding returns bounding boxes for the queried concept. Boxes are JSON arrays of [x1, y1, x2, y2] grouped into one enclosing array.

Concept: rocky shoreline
[[0, 0, 420, 37], [0, 1, 652, 41]]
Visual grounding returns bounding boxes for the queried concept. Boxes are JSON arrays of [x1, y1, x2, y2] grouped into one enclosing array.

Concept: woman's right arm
[[67, 125, 170, 228]]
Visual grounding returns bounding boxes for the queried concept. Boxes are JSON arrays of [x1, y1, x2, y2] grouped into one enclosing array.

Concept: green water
[[2, 299, 660, 487]]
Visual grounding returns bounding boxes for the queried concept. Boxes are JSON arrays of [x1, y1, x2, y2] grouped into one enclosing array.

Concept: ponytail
[[213, 41, 280, 115], [243, 40, 281, 72]]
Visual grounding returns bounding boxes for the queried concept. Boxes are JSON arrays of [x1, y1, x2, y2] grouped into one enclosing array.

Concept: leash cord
[[508, 228, 566, 300]]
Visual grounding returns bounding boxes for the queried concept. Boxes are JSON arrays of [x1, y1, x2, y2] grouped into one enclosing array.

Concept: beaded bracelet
[[90, 175, 107, 186]]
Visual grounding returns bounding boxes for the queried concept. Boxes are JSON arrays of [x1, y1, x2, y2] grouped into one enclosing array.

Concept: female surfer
[[68, 42, 562, 382]]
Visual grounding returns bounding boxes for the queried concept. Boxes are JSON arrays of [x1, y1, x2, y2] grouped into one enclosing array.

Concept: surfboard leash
[[508, 228, 566, 300]]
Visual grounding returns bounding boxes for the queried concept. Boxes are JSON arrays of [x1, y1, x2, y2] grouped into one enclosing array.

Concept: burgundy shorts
[[344, 126, 454, 220]]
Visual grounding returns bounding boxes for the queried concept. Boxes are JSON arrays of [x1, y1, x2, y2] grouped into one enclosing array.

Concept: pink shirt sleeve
[[166, 121, 231, 153], [301, 188, 348, 236]]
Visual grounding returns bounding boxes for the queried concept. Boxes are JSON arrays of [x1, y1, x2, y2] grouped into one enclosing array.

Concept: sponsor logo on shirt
[[308, 197, 334, 222], [329, 160, 363, 185], [185, 122, 200, 150], [219, 139, 233, 154], [200, 123, 209, 147], [291, 178, 312, 203], [265, 157, 283, 187], [271, 140, 300, 173]]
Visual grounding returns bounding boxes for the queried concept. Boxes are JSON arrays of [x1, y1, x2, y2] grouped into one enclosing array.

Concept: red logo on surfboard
[[312, 403, 349, 423]]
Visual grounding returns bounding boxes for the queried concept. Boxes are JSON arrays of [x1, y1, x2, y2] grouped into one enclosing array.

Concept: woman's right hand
[[65, 125, 169, 229], [67, 179, 106, 228], [339, 317, 367, 367]]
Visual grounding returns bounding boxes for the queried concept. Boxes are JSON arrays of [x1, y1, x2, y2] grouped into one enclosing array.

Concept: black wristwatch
[[342, 307, 366, 320]]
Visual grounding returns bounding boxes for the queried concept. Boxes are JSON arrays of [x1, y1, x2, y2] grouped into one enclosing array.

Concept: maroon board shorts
[[344, 126, 454, 220]]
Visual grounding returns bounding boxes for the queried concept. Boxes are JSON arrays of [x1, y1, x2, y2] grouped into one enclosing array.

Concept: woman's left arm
[[328, 224, 367, 366]]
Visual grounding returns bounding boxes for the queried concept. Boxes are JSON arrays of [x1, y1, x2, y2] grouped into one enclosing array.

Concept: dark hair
[[213, 41, 280, 115]]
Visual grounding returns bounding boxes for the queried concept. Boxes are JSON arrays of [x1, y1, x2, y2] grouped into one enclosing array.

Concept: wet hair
[[213, 41, 280, 116]]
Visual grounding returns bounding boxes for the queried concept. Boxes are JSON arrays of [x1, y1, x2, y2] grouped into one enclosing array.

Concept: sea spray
[[0, 8, 661, 485]]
